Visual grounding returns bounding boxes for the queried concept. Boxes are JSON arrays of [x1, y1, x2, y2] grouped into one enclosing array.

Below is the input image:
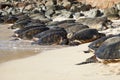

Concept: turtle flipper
[[76, 55, 98, 65], [84, 49, 91, 53]]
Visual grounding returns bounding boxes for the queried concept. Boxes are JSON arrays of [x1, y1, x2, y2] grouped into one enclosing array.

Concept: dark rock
[[81, 9, 103, 18]]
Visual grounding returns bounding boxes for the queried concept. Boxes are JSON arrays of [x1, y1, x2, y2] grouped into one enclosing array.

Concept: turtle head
[[102, 19, 114, 30], [60, 39, 69, 45], [10, 24, 19, 29], [32, 37, 39, 42], [98, 33, 106, 38]]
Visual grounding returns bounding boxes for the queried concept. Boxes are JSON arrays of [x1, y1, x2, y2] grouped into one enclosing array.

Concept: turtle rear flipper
[[76, 55, 98, 65], [84, 50, 91, 53]]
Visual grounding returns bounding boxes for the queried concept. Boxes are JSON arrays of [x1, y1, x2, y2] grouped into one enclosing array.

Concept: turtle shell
[[95, 36, 120, 59], [64, 23, 89, 34], [76, 17, 112, 30], [4, 15, 18, 24], [33, 27, 68, 45], [10, 19, 32, 29], [70, 28, 104, 43], [14, 24, 46, 36], [18, 27, 49, 40], [88, 34, 120, 51]]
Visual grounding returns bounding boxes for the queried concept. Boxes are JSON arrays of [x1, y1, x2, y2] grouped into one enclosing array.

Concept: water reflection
[[0, 40, 67, 63]]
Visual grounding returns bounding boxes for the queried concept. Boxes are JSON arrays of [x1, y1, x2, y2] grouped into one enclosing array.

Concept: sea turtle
[[84, 34, 120, 53], [48, 19, 76, 27], [4, 15, 18, 24], [0, 16, 4, 23], [68, 28, 105, 46], [17, 26, 49, 40], [13, 23, 46, 37], [32, 27, 68, 45], [10, 19, 45, 29], [63, 23, 89, 34], [14, 15, 31, 24], [76, 17, 113, 30], [9, 19, 32, 29], [48, 20, 89, 34], [77, 36, 120, 65]]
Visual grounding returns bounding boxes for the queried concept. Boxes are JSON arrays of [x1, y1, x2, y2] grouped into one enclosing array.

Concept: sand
[[0, 43, 120, 80]]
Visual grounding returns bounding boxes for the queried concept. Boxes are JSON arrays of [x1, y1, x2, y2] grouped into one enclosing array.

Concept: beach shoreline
[[0, 43, 120, 80]]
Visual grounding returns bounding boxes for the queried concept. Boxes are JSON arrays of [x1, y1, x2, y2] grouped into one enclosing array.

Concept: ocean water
[[0, 24, 67, 63], [0, 40, 66, 63]]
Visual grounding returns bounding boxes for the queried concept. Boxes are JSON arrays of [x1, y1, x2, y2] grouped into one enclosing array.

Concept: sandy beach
[[0, 1, 120, 79], [0, 43, 120, 80]]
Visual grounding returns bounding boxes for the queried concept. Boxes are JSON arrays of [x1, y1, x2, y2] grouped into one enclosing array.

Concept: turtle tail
[[76, 55, 98, 65]]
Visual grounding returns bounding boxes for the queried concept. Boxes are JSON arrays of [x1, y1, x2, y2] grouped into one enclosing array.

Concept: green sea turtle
[[76, 17, 113, 30], [63, 23, 89, 34], [48, 19, 76, 27], [84, 34, 120, 53], [17, 26, 49, 40], [32, 27, 68, 45], [77, 36, 120, 65], [68, 28, 105, 46], [13, 23, 46, 37], [48, 20, 89, 36], [10, 19, 45, 29], [4, 15, 18, 24], [14, 15, 31, 24], [10, 19, 32, 29]]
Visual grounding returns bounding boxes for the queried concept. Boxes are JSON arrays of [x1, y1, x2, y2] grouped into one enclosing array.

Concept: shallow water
[[0, 40, 66, 63], [0, 24, 67, 63]]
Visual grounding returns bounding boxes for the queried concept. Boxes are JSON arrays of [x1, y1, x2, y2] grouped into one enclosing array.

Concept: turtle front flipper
[[83, 50, 91, 53], [83, 48, 94, 53], [76, 55, 99, 65]]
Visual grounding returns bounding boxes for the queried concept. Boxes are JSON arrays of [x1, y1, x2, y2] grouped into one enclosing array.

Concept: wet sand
[[0, 24, 66, 63], [0, 43, 120, 80]]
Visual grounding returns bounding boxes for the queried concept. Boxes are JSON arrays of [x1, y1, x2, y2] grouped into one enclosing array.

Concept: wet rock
[[116, 2, 120, 10], [54, 9, 73, 19], [45, 0, 55, 7], [29, 13, 51, 22], [61, 0, 71, 10], [118, 11, 120, 17], [45, 6, 55, 19], [73, 12, 84, 19], [0, 3, 13, 9], [54, 5, 65, 10], [81, 9, 103, 18]]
